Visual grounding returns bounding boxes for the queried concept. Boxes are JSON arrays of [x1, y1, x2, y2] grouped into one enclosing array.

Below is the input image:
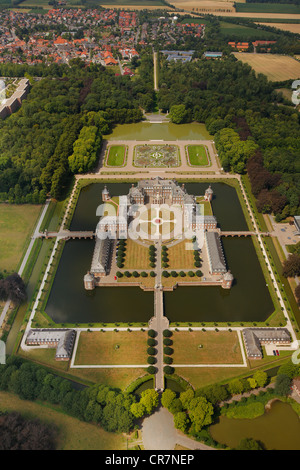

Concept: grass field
[[122, 239, 150, 269], [235, 2, 300, 14], [167, 240, 196, 269], [0, 204, 41, 272], [74, 330, 148, 365], [175, 366, 248, 389], [220, 20, 278, 39], [0, 391, 126, 450], [172, 330, 243, 364], [276, 87, 293, 102], [70, 367, 148, 389], [233, 53, 300, 81], [186, 145, 210, 166], [105, 145, 127, 167]]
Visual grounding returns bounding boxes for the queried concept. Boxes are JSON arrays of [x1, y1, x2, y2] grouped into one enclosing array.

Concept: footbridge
[[40, 230, 95, 240]]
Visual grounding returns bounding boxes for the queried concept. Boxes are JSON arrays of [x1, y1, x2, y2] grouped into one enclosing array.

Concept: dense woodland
[[0, 411, 57, 450], [0, 41, 299, 218], [158, 56, 300, 219], [0, 55, 153, 202]]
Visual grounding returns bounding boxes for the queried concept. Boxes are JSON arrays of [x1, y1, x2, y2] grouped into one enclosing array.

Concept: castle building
[[84, 237, 112, 289], [128, 177, 194, 206], [84, 178, 234, 290], [222, 270, 234, 289], [205, 231, 227, 275], [204, 185, 213, 202], [102, 185, 110, 202]]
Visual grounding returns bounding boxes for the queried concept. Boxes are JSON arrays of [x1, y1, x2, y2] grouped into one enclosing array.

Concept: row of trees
[[0, 356, 160, 434], [68, 125, 102, 174]]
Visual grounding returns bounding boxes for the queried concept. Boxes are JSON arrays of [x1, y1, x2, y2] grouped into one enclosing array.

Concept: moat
[[45, 182, 274, 324]]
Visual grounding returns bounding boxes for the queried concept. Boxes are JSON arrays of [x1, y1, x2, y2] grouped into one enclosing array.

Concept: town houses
[[0, 8, 139, 70]]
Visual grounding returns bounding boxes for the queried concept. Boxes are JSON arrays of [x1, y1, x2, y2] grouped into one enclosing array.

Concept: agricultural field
[[220, 20, 278, 39], [233, 53, 300, 81], [99, 0, 169, 8], [171, 0, 236, 13], [0, 204, 41, 272], [171, 330, 243, 364], [20, 0, 169, 8], [257, 22, 300, 34], [235, 2, 300, 14], [74, 330, 148, 365], [186, 145, 210, 166], [105, 144, 127, 167]]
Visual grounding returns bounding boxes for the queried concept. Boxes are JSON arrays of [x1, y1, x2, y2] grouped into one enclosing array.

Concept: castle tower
[[84, 271, 95, 290], [204, 185, 213, 202], [222, 270, 234, 289], [102, 185, 110, 202]]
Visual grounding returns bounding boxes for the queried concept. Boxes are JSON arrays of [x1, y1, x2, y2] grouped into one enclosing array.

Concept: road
[[153, 50, 158, 91]]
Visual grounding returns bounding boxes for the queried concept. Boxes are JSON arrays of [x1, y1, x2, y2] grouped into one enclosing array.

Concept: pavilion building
[[26, 329, 76, 361], [242, 328, 291, 359]]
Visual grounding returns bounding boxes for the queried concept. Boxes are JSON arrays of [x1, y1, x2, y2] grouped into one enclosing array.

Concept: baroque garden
[[8, 122, 298, 399]]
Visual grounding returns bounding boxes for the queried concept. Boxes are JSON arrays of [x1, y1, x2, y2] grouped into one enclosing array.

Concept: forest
[[0, 411, 57, 450], [158, 56, 300, 219], [0, 51, 299, 219], [0, 55, 153, 203]]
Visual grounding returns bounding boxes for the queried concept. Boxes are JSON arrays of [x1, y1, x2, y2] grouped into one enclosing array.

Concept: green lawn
[[187, 145, 210, 166], [172, 331, 243, 365], [106, 145, 126, 167], [0, 204, 41, 272], [74, 331, 148, 365], [220, 21, 278, 40]]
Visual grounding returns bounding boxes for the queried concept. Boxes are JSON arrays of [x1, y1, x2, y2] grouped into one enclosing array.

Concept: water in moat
[[164, 237, 274, 323], [209, 401, 300, 450], [105, 122, 212, 141], [45, 182, 274, 324], [45, 239, 153, 324]]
